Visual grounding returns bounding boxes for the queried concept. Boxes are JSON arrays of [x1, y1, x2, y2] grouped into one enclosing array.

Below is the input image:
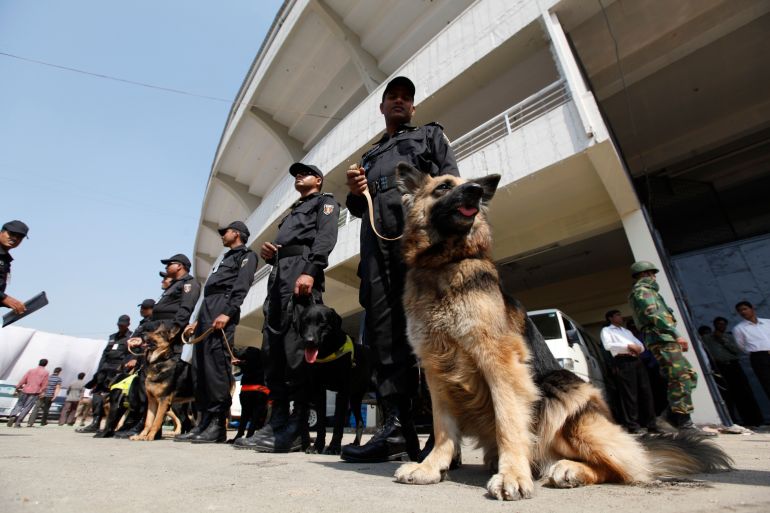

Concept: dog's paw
[[129, 434, 147, 441], [486, 471, 534, 501], [323, 445, 341, 455], [394, 462, 442, 485], [545, 460, 589, 488]]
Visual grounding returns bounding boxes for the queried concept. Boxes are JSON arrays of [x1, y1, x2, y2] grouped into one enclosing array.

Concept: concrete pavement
[[1, 426, 769, 513]]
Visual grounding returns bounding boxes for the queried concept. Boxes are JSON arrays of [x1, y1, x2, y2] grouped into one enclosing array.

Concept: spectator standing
[[28, 366, 62, 426], [6, 359, 49, 428], [734, 301, 770, 401], [59, 372, 86, 426], [75, 388, 93, 427]]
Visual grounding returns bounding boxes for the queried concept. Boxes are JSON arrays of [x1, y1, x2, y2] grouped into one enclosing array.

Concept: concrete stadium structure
[[194, 0, 770, 424]]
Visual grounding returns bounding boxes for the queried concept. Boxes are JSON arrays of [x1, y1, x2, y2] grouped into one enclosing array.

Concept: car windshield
[[529, 313, 562, 340]]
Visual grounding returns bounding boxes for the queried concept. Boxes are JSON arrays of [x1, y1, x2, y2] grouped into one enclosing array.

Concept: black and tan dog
[[130, 323, 195, 441], [298, 303, 370, 454], [392, 162, 731, 500]]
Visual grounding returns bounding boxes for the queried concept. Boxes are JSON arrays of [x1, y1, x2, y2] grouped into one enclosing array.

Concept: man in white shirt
[[734, 301, 770, 400], [601, 310, 657, 434]]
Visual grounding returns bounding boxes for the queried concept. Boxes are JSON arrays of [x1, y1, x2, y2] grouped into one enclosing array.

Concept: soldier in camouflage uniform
[[628, 261, 716, 436]]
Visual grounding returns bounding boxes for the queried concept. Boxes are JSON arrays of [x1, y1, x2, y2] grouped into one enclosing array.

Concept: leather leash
[[362, 186, 403, 242], [182, 327, 238, 364]]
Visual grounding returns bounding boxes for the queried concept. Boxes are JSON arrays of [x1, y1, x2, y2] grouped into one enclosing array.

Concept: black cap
[[138, 299, 155, 309], [117, 314, 131, 325], [160, 253, 191, 270], [217, 221, 250, 238], [159, 271, 168, 278], [289, 163, 324, 181], [382, 76, 415, 101], [2, 220, 29, 238]]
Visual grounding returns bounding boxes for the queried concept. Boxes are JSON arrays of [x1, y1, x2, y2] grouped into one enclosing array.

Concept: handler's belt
[[367, 175, 398, 197], [315, 335, 356, 366], [276, 245, 305, 259]]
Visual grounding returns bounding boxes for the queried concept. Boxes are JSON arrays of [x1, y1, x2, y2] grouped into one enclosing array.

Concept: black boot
[[233, 400, 289, 449], [75, 416, 102, 433], [341, 397, 417, 463], [190, 415, 226, 444], [113, 418, 145, 439], [666, 409, 717, 437], [93, 428, 114, 438], [174, 413, 210, 442], [252, 406, 304, 453]]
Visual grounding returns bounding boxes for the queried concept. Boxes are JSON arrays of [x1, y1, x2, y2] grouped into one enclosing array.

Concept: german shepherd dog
[[130, 323, 195, 441], [392, 163, 731, 500], [298, 303, 370, 454]]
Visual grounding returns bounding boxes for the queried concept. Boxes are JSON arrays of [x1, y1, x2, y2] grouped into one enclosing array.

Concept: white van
[[527, 309, 606, 390]]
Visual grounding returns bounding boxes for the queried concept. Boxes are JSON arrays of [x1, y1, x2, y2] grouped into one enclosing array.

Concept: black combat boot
[[75, 416, 102, 434], [92, 428, 114, 438], [174, 413, 210, 442], [190, 414, 227, 444], [113, 418, 145, 439], [252, 403, 305, 453], [233, 400, 289, 449], [666, 409, 717, 437], [340, 396, 418, 463]]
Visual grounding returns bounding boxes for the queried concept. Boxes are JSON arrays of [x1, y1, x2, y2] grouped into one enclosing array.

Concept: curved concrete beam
[[248, 107, 305, 162]]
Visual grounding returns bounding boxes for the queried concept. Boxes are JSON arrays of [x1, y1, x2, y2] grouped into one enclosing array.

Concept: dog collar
[[315, 335, 355, 365]]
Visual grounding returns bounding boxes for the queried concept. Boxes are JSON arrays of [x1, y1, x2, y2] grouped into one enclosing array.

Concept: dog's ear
[[396, 162, 428, 195], [168, 323, 181, 340], [470, 174, 501, 202]]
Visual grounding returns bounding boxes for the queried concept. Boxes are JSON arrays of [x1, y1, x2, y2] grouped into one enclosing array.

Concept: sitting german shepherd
[[130, 323, 195, 441], [392, 163, 731, 500], [298, 303, 370, 454]]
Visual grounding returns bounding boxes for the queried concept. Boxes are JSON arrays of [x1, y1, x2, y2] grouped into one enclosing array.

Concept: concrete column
[[621, 208, 720, 424]]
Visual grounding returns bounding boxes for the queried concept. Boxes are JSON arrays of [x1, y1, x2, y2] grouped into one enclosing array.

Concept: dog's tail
[[640, 432, 733, 477]]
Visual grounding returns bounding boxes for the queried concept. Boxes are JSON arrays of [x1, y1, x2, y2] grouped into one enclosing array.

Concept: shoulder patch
[[323, 204, 335, 216], [241, 257, 249, 268], [183, 283, 192, 293]]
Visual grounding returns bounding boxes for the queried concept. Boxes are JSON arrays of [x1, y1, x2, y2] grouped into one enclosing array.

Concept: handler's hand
[[346, 165, 367, 196], [260, 242, 280, 261], [184, 322, 197, 337], [213, 314, 230, 330], [676, 337, 689, 352], [295, 274, 314, 296], [124, 359, 137, 370], [1, 295, 26, 314]]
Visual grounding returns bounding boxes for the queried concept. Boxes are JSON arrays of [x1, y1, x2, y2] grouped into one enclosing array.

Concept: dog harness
[[109, 373, 138, 409], [315, 335, 356, 366]]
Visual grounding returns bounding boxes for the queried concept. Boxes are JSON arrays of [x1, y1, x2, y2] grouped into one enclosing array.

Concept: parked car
[[527, 309, 608, 391], [0, 380, 19, 418]]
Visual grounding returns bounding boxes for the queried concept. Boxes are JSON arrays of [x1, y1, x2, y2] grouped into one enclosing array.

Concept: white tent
[[0, 326, 106, 389]]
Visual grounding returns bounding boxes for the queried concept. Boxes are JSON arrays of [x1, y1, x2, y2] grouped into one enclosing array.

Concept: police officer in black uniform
[[341, 76, 459, 463], [178, 221, 257, 444], [77, 315, 133, 433], [153, 254, 201, 330], [0, 220, 30, 314], [235, 162, 340, 453]]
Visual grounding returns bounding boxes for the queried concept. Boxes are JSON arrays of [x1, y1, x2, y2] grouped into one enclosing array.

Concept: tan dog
[[130, 323, 195, 441], [393, 163, 731, 500]]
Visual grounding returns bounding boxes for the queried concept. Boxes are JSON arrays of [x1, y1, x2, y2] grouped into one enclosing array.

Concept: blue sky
[[0, 0, 282, 339]]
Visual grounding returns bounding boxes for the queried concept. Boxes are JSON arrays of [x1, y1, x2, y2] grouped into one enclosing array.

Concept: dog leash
[[362, 187, 403, 242], [182, 326, 238, 364]]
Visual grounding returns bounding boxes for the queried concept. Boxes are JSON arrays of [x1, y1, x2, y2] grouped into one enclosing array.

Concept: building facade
[[194, 0, 770, 424]]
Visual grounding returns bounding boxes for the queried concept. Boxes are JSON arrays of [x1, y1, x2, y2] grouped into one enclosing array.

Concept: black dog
[[298, 303, 370, 454]]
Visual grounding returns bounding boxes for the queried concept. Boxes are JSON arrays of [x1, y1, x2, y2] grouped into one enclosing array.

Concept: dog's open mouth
[[457, 205, 479, 217], [305, 346, 319, 364]]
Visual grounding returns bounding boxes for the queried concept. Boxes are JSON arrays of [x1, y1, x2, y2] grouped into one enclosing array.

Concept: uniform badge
[[241, 257, 249, 268], [183, 283, 192, 293], [323, 204, 334, 216]]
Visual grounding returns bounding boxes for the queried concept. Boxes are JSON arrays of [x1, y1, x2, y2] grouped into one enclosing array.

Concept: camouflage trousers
[[645, 338, 697, 414]]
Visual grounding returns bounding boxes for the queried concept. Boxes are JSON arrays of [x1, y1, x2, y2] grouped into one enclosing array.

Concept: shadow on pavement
[[312, 460, 492, 489], [698, 469, 770, 487]]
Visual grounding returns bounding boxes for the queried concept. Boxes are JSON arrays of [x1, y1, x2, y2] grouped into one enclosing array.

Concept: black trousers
[[193, 294, 236, 416], [613, 355, 656, 429], [750, 351, 770, 401], [715, 360, 764, 426]]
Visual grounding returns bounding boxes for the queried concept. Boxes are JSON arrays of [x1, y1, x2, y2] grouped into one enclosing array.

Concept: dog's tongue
[[458, 205, 479, 217], [305, 347, 319, 364]]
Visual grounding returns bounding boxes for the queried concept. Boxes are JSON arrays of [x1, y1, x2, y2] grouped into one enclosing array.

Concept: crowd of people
[[3, 75, 770, 459]]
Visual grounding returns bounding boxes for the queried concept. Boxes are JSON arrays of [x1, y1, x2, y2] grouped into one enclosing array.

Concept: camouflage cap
[[630, 261, 659, 277]]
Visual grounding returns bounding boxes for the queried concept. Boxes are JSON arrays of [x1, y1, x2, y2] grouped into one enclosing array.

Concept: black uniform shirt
[[0, 246, 12, 301], [98, 329, 133, 370], [204, 245, 258, 318], [153, 273, 201, 327], [346, 122, 459, 239]]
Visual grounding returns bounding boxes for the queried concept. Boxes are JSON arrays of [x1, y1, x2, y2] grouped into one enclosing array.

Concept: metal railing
[[451, 80, 569, 161]]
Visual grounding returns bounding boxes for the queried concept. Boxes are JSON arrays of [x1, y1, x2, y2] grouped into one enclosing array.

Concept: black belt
[[276, 245, 305, 259], [614, 354, 638, 360], [368, 175, 398, 196]]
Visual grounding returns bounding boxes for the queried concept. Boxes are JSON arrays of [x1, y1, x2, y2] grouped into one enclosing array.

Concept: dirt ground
[[1, 426, 769, 513]]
